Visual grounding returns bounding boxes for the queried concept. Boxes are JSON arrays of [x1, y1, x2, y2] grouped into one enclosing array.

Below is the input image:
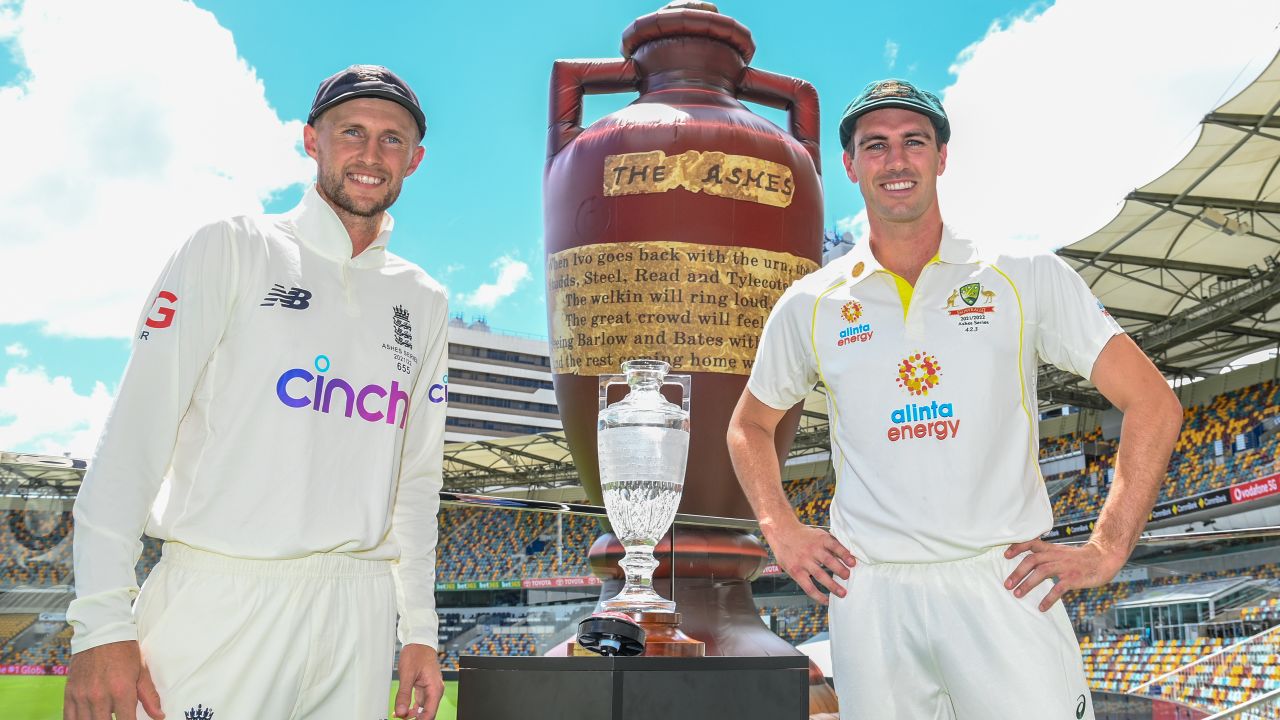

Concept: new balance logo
[[185, 705, 214, 720], [261, 284, 312, 310]]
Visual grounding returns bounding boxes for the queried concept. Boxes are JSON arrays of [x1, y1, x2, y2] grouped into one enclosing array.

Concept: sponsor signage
[[435, 577, 605, 591], [0, 665, 67, 676], [1230, 473, 1280, 504], [520, 577, 602, 589], [435, 580, 523, 592], [1044, 471, 1280, 540]]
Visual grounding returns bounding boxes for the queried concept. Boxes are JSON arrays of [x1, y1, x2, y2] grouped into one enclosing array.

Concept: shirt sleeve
[[389, 289, 449, 649], [747, 282, 819, 410], [1032, 253, 1124, 380], [67, 222, 239, 654]]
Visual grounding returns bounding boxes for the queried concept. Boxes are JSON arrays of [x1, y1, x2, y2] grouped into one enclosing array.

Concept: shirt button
[[851, 261, 865, 278]]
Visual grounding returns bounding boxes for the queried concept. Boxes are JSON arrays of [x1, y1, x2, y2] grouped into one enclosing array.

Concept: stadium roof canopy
[[1044, 50, 1280, 409]]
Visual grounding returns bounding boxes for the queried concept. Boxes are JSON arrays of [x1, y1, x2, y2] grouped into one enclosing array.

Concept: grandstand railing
[[1204, 687, 1280, 720], [1129, 624, 1280, 715]]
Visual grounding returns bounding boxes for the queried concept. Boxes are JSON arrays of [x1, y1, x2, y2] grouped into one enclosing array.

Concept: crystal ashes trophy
[[576, 359, 699, 657], [596, 359, 690, 613]]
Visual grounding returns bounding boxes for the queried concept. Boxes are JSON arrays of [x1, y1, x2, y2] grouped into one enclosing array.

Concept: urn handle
[[547, 58, 640, 159], [736, 67, 822, 175], [598, 374, 692, 414]]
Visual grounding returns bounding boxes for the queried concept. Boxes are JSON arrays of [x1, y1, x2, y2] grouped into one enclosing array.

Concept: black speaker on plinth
[[458, 655, 809, 720]]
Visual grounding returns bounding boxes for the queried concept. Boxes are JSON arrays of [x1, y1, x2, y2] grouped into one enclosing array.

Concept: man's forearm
[[728, 422, 798, 537], [1090, 393, 1182, 560]]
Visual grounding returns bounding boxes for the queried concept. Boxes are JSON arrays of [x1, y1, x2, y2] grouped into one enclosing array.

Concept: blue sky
[[1, 0, 1277, 456]]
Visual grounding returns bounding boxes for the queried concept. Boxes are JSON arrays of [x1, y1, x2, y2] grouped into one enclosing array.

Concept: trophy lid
[[620, 1, 756, 63]]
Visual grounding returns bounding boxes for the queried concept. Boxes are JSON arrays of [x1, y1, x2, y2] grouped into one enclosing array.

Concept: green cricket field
[[1, 676, 460, 720]]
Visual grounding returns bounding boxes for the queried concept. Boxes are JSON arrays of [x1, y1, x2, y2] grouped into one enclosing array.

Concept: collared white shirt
[[69, 186, 449, 653], [748, 226, 1122, 563]]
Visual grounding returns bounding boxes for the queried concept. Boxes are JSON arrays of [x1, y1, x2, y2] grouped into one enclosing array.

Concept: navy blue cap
[[308, 65, 426, 139]]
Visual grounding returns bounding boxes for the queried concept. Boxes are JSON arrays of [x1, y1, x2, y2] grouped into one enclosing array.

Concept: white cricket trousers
[[828, 545, 1094, 720], [135, 542, 396, 720]]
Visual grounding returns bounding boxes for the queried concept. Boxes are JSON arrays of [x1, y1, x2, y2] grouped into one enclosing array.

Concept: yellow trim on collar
[[881, 253, 941, 321]]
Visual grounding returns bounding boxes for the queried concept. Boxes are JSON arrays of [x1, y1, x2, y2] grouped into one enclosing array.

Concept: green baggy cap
[[838, 78, 950, 150]]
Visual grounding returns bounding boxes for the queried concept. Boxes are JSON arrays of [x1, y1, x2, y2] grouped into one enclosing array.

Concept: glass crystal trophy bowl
[[597, 359, 691, 614]]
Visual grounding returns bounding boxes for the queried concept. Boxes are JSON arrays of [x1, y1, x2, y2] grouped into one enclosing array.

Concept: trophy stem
[[600, 544, 675, 613], [620, 545, 659, 590]]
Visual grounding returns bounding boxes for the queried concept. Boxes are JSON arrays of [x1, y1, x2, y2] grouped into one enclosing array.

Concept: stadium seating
[[0, 613, 37, 645], [1137, 626, 1280, 712], [1052, 380, 1279, 522], [1079, 633, 1227, 693]]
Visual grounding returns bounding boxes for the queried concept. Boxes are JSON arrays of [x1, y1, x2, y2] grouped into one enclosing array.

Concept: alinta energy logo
[[888, 351, 959, 442], [836, 299, 874, 347]]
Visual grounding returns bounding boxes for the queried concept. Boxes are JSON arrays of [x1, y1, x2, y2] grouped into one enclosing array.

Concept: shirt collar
[[841, 223, 978, 286], [286, 185, 394, 266]]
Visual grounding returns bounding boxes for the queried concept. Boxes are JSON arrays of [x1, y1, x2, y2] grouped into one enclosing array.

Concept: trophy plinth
[[573, 612, 705, 658]]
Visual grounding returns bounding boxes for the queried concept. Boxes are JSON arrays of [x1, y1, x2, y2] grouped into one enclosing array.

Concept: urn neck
[[633, 39, 744, 97]]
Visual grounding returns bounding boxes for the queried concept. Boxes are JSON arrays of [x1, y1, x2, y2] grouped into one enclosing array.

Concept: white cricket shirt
[[68, 187, 449, 653], [748, 226, 1122, 563]]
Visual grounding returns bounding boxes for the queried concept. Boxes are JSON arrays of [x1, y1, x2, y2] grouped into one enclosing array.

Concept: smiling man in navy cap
[[730, 79, 1181, 719], [64, 65, 448, 720]]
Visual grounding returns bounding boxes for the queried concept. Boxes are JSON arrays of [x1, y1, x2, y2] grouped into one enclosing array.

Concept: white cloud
[[457, 256, 531, 311], [0, 366, 112, 458], [884, 40, 899, 70], [937, 1, 1280, 253], [4, 342, 28, 357], [0, 0, 313, 339]]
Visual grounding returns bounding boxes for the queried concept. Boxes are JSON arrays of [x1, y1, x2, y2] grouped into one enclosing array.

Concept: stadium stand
[[1052, 380, 1279, 522], [1080, 634, 1228, 694], [1134, 625, 1280, 713]]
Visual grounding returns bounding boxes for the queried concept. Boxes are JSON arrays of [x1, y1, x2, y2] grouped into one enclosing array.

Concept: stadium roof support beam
[[1107, 306, 1280, 342], [1133, 266, 1280, 353], [1127, 191, 1280, 217], [1055, 249, 1250, 279], [1202, 111, 1280, 130]]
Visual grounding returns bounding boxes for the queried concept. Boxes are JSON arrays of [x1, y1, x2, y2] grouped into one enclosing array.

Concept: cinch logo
[[276, 354, 410, 428], [896, 352, 941, 396], [429, 373, 448, 404]]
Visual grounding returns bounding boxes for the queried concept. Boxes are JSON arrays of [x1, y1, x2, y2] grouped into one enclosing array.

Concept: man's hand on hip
[[767, 520, 857, 606], [1003, 539, 1126, 612], [64, 640, 163, 720], [395, 643, 445, 720]]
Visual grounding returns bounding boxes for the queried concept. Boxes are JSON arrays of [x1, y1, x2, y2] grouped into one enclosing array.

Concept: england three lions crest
[[393, 305, 413, 350]]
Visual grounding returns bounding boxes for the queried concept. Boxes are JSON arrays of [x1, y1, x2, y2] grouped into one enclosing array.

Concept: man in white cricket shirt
[[727, 79, 1183, 719], [64, 65, 449, 720]]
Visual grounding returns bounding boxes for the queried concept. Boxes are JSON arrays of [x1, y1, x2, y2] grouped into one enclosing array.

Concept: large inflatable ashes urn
[[544, 1, 823, 660]]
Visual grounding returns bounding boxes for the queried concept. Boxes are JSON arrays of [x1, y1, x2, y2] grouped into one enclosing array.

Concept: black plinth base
[[458, 655, 809, 720]]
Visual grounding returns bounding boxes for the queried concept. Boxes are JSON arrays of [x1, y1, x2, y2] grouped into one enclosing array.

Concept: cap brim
[[308, 89, 427, 139], [839, 98, 948, 148]]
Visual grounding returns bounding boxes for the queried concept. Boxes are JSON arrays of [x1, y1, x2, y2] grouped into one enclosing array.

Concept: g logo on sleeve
[[144, 291, 178, 329]]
